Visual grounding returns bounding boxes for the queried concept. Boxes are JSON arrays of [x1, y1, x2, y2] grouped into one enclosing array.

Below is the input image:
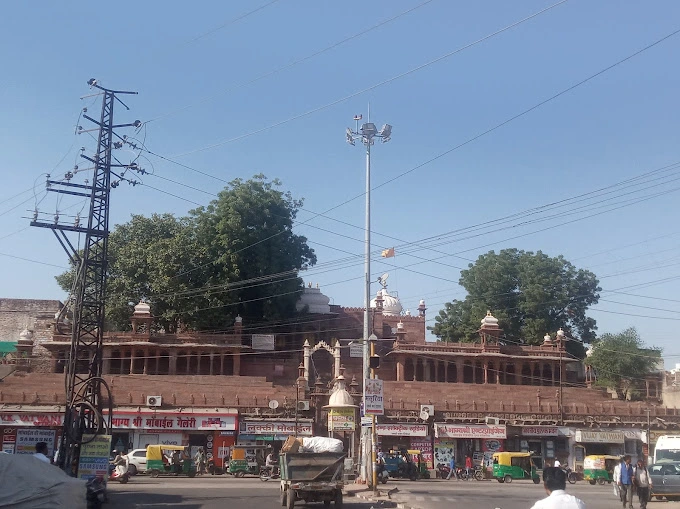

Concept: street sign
[[349, 342, 363, 358], [364, 379, 384, 416]]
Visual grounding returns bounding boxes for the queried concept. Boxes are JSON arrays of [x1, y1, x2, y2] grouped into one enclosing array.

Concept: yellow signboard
[[328, 408, 355, 431]]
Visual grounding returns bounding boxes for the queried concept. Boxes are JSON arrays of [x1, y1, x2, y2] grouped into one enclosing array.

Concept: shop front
[[573, 429, 640, 469], [375, 423, 432, 469], [505, 425, 569, 469], [435, 423, 506, 471], [109, 410, 238, 470], [0, 411, 63, 459], [237, 419, 313, 452]]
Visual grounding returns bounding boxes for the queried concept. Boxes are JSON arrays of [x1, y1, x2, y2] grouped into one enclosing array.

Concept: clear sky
[[1, 1, 679, 365]]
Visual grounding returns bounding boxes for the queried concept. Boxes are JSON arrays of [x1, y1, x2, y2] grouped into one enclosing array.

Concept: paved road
[[383, 478, 680, 509], [107, 476, 377, 509]]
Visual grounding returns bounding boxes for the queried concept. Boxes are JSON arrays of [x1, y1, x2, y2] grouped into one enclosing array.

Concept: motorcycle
[[376, 461, 389, 484], [259, 465, 280, 481], [109, 456, 131, 484], [563, 466, 580, 484], [86, 476, 107, 509]]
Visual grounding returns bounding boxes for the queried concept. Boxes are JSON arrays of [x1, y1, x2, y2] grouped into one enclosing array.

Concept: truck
[[654, 435, 680, 464], [279, 451, 346, 508]]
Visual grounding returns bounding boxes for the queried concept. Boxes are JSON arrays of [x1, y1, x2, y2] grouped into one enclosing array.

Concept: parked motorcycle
[[86, 476, 106, 509], [376, 461, 389, 484]]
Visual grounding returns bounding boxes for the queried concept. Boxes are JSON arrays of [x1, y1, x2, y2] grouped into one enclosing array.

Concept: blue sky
[[1, 1, 679, 365]]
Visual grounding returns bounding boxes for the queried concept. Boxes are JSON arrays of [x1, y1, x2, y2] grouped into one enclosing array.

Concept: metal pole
[[371, 339, 378, 494], [646, 409, 651, 465], [362, 133, 372, 485]]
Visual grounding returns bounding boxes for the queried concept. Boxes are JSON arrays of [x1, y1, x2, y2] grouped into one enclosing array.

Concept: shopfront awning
[[575, 430, 625, 444]]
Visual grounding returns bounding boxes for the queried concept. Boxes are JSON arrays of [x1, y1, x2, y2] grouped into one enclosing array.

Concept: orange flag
[[381, 247, 395, 258]]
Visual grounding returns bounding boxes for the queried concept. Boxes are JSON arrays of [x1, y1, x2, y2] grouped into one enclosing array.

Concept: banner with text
[[364, 379, 384, 416], [435, 423, 507, 440], [239, 421, 313, 437], [78, 434, 112, 481], [575, 430, 625, 444], [0, 413, 63, 427], [328, 408, 355, 431], [251, 335, 275, 351], [521, 426, 559, 437], [376, 423, 428, 437], [109, 413, 237, 431]]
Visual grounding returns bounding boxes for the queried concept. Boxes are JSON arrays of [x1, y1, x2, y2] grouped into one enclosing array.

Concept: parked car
[[125, 448, 148, 475], [650, 462, 680, 501]]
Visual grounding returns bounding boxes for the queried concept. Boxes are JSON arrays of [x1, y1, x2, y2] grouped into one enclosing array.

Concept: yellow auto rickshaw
[[583, 455, 619, 485], [492, 452, 540, 484], [146, 444, 196, 478]]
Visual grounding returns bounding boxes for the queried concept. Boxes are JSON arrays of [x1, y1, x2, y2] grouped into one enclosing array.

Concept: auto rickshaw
[[228, 445, 266, 477], [407, 450, 431, 479], [492, 452, 540, 484], [583, 455, 619, 485], [146, 445, 197, 478], [384, 450, 419, 480]]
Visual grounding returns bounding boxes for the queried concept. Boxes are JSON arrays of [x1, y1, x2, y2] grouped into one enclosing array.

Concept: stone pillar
[[333, 343, 341, 380], [483, 362, 489, 384], [143, 348, 149, 375], [186, 352, 192, 375], [472, 362, 477, 384], [209, 351, 214, 375], [444, 362, 448, 383], [220, 353, 225, 375], [396, 358, 404, 381], [646, 379, 650, 398], [102, 348, 111, 375], [456, 360, 463, 383], [233, 352, 241, 376], [155, 353, 160, 375], [552, 363, 556, 386], [169, 352, 177, 375], [496, 361, 501, 385]]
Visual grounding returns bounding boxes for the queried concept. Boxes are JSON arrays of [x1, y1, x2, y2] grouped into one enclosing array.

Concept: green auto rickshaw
[[227, 445, 267, 477], [583, 455, 619, 485], [492, 452, 540, 484], [146, 444, 197, 478]]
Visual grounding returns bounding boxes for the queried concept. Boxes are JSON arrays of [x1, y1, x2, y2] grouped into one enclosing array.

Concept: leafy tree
[[586, 327, 661, 400], [429, 249, 600, 355], [56, 175, 316, 331]]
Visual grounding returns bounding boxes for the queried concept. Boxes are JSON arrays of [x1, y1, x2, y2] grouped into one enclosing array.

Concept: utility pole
[[645, 408, 651, 465], [346, 110, 392, 486], [31, 79, 139, 476]]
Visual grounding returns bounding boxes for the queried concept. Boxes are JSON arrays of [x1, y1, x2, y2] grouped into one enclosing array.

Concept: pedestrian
[[635, 459, 652, 509], [194, 447, 206, 475], [530, 467, 586, 509], [613, 457, 623, 499], [34, 442, 51, 464], [619, 455, 635, 509], [446, 455, 456, 480], [465, 455, 473, 480], [553, 458, 561, 468]]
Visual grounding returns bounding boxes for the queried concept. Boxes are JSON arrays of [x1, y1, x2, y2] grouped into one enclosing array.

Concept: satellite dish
[[269, 400, 279, 410], [378, 273, 389, 288], [419, 411, 430, 421]]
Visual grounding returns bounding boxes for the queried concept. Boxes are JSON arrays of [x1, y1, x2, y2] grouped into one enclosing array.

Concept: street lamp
[[346, 110, 392, 488]]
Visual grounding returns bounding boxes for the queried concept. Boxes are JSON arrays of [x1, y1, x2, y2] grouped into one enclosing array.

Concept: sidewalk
[[344, 482, 416, 509]]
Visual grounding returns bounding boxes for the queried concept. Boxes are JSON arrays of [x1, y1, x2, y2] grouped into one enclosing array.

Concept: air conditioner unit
[[485, 416, 500, 425], [420, 405, 434, 417], [297, 400, 310, 411], [146, 395, 162, 407]]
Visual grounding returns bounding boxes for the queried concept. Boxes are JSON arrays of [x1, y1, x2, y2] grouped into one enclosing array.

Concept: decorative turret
[[417, 299, 427, 317], [556, 328, 565, 349], [542, 333, 554, 347], [130, 300, 153, 335], [15, 328, 34, 357], [296, 284, 332, 314], [234, 315, 243, 337], [395, 321, 407, 343], [478, 311, 502, 345]]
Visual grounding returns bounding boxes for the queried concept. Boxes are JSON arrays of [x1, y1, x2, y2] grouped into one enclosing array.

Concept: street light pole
[[645, 408, 651, 465], [346, 110, 392, 486]]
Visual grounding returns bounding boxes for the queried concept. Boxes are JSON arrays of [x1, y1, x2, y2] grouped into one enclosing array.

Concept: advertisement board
[[376, 423, 428, 437], [251, 335, 275, 351], [328, 408, 355, 431], [78, 434, 112, 481], [109, 412, 237, 431], [364, 379, 384, 416], [435, 424, 506, 439], [575, 430, 625, 444], [15, 428, 56, 456], [239, 421, 313, 437]]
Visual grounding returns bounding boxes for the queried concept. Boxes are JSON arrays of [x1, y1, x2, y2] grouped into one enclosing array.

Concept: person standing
[[613, 457, 623, 500], [530, 467, 585, 509], [553, 458, 561, 468], [33, 442, 51, 464], [465, 455, 473, 480], [446, 455, 457, 480], [635, 459, 652, 509], [619, 455, 635, 509]]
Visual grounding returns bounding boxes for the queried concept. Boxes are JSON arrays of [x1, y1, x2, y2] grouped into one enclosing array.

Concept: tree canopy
[[429, 249, 600, 354], [586, 327, 661, 400], [56, 175, 316, 331]]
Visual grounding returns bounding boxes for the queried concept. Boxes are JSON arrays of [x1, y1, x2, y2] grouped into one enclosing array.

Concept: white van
[[654, 435, 680, 463]]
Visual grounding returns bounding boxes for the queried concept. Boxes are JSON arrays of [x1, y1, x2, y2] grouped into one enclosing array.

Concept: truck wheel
[[286, 490, 295, 509], [334, 490, 343, 508], [280, 490, 287, 507]]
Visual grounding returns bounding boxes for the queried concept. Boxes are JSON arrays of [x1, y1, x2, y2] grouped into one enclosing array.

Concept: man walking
[[619, 455, 635, 509], [446, 455, 457, 480], [530, 467, 585, 509], [635, 459, 652, 509]]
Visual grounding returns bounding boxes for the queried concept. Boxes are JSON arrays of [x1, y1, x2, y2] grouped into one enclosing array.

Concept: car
[[125, 449, 148, 475], [650, 462, 680, 501]]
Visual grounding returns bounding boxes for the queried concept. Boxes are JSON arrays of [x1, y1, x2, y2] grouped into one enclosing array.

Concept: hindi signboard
[[376, 423, 428, 437], [78, 434, 112, 480], [349, 342, 363, 358], [435, 423, 507, 440], [15, 429, 56, 456], [364, 379, 384, 416], [251, 334, 275, 351], [328, 408, 356, 431]]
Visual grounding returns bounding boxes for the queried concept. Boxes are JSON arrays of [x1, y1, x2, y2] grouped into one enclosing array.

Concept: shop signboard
[[376, 423, 428, 437], [410, 438, 434, 469], [78, 434, 112, 481], [251, 334, 275, 351], [328, 408, 355, 431], [239, 421, 313, 437], [575, 430, 625, 444], [522, 426, 559, 437], [0, 413, 63, 427], [15, 428, 56, 456], [364, 379, 384, 416], [349, 342, 363, 358], [108, 412, 237, 431], [435, 423, 506, 440]]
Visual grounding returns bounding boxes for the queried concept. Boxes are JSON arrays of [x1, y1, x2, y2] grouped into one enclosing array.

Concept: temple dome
[[370, 289, 403, 316], [296, 284, 331, 314], [18, 328, 34, 345], [480, 311, 499, 327], [133, 301, 151, 316], [324, 374, 357, 409]]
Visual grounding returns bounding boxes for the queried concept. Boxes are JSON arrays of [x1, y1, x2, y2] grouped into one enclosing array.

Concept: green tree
[[429, 249, 600, 355], [56, 175, 316, 331], [586, 327, 661, 400]]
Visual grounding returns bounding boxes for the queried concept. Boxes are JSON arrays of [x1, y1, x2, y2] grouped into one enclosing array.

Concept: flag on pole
[[381, 247, 395, 258]]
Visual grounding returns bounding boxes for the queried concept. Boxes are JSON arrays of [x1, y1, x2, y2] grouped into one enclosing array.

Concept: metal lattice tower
[[31, 80, 138, 475]]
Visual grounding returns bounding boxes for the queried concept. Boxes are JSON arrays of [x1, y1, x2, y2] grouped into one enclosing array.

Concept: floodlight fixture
[[346, 128, 355, 145], [360, 122, 377, 138]]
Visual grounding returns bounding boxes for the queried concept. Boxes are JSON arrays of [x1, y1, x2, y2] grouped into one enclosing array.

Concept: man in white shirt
[[33, 442, 51, 464], [553, 458, 561, 468], [530, 467, 586, 509], [613, 457, 623, 500]]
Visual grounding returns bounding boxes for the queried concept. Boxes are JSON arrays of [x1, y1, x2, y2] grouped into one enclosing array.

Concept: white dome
[[296, 286, 331, 314], [133, 300, 151, 316], [480, 311, 499, 327], [370, 289, 403, 316], [18, 328, 34, 343], [328, 388, 355, 407]]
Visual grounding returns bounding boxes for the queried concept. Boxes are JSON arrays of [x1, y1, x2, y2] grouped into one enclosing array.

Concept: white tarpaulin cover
[[300, 436, 343, 453], [0, 454, 86, 508]]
